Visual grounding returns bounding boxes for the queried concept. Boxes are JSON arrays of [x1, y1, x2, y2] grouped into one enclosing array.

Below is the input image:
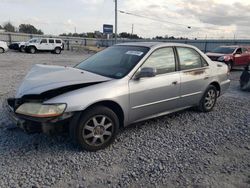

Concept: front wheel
[[29, 46, 36, 54], [72, 106, 119, 151], [198, 85, 217, 112]]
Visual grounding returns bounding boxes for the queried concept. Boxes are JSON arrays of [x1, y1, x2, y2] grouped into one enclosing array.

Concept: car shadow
[[0, 108, 194, 154]]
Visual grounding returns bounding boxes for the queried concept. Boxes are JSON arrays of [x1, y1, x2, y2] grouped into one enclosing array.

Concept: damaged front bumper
[[5, 98, 74, 134]]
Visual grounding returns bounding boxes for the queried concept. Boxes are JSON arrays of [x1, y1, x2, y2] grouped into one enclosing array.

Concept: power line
[[119, 10, 192, 29], [118, 10, 250, 33]]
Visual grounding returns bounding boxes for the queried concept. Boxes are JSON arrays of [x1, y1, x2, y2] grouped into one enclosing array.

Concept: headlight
[[15, 103, 66, 118], [217, 56, 225, 61]]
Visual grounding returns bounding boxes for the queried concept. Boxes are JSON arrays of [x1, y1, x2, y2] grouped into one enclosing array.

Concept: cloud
[[177, 0, 250, 27], [120, 0, 250, 38], [0, 0, 249, 38]]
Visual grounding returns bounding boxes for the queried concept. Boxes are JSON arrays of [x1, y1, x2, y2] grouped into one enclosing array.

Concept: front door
[[39, 39, 49, 50], [129, 47, 181, 123], [234, 48, 246, 65]]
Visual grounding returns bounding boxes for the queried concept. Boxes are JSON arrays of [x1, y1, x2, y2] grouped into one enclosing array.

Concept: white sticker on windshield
[[126, 51, 144, 56]]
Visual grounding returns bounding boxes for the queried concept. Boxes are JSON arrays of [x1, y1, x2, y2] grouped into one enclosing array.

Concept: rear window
[[211, 47, 236, 54], [49, 39, 54, 43], [55, 40, 62, 44]]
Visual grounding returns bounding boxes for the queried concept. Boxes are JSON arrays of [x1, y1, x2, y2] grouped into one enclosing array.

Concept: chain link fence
[[1, 32, 250, 52]]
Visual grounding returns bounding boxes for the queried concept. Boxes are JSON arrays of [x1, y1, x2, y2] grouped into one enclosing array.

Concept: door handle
[[172, 81, 178, 85]]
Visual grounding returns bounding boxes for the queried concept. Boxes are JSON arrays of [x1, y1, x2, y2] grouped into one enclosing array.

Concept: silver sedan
[[7, 42, 230, 151]]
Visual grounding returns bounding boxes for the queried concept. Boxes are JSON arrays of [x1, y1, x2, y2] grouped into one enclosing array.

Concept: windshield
[[28, 38, 39, 43], [211, 47, 236, 54], [76, 45, 149, 79]]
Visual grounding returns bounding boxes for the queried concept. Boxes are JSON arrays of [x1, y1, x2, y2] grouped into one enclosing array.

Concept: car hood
[[16, 64, 112, 98], [206, 52, 230, 57]]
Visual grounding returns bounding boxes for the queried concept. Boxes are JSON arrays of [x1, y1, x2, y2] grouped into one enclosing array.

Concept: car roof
[[219, 45, 250, 48], [116, 42, 195, 48], [219, 45, 239, 48], [31, 38, 62, 40]]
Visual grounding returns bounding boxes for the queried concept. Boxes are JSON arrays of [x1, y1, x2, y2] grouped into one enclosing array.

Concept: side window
[[41, 39, 47, 44], [236, 48, 242, 54], [177, 47, 204, 70], [55, 40, 61, 44], [141, 47, 176, 75], [49, 39, 54, 43], [201, 57, 209, 67]]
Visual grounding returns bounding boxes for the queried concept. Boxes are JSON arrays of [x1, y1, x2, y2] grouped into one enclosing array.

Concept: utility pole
[[131, 24, 134, 35], [115, 0, 117, 44]]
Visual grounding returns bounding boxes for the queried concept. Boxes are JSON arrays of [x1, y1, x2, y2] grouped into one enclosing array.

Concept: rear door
[[129, 47, 181, 123], [176, 47, 210, 107], [48, 39, 55, 50]]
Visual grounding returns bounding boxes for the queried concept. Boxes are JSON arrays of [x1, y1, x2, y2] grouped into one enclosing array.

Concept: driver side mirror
[[134, 67, 157, 80]]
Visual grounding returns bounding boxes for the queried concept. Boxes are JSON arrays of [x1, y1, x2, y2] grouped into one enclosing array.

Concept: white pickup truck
[[24, 38, 64, 54]]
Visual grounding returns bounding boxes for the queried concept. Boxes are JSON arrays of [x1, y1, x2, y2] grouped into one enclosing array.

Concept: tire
[[54, 47, 61, 54], [71, 106, 119, 151], [227, 61, 233, 71], [198, 85, 217, 112], [19, 46, 25, 52], [29, 46, 36, 54], [0, 47, 4, 53]]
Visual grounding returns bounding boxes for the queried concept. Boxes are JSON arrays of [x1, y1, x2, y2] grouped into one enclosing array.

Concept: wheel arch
[[0, 47, 5, 53], [54, 46, 62, 50], [209, 81, 221, 96], [28, 45, 37, 50], [83, 100, 125, 128]]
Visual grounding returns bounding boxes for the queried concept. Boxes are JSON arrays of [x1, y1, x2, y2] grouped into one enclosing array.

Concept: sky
[[0, 0, 249, 39]]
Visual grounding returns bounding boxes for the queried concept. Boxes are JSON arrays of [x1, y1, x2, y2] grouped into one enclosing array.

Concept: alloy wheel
[[82, 115, 114, 146], [204, 89, 216, 109]]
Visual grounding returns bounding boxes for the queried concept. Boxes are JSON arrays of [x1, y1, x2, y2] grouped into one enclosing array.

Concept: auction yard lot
[[0, 51, 249, 187]]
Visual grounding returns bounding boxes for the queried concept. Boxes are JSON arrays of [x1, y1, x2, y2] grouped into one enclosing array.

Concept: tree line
[[0, 22, 188, 39], [0, 22, 43, 34], [59, 32, 142, 39]]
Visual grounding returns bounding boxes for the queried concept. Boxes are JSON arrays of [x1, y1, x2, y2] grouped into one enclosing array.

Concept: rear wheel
[[54, 47, 61, 54], [0, 47, 4, 53], [19, 46, 25, 52], [29, 46, 36, 54], [198, 85, 217, 112], [71, 106, 119, 151]]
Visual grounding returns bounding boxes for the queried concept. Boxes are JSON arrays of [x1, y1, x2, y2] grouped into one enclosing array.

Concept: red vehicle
[[206, 46, 250, 71]]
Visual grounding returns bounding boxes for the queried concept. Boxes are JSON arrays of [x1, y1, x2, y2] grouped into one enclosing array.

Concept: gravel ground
[[0, 51, 249, 188]]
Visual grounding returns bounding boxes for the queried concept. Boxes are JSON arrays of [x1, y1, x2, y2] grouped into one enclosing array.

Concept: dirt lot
[[0, 51, 249, 188]]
